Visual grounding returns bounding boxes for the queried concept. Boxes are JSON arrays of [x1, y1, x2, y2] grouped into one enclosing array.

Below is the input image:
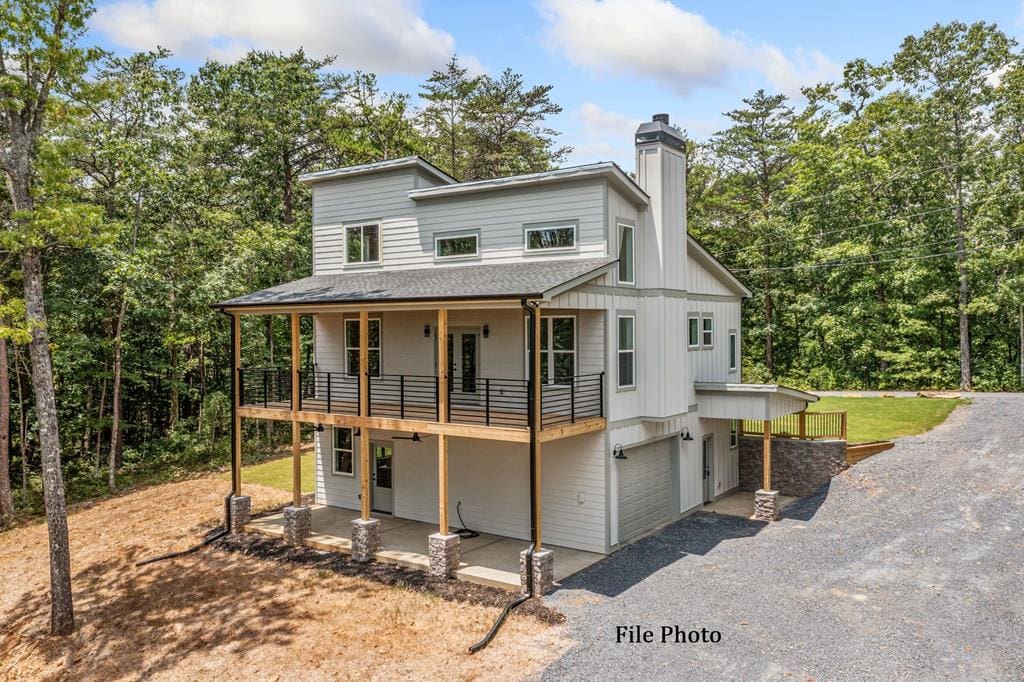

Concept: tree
[[0, 0, 103, 635], [419, 56, 481, 179], [891, 22, 1017, 390]]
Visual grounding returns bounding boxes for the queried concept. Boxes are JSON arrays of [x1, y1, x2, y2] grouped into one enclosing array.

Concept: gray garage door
[[617, 438, 674, 543]]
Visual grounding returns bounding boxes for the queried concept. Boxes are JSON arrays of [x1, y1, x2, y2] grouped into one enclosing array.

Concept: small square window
[[701, 315, 714, 348], [345, 224, 380, 264]]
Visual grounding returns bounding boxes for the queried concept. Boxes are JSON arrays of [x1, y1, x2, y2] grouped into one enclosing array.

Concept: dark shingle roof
[[214, 258, 616, 309]]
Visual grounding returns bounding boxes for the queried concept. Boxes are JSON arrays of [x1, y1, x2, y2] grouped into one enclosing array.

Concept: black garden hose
[[453, 500, 479, 539]]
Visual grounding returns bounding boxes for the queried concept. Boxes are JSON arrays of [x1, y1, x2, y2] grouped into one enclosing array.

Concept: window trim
[[344, 221, 382, 266], [701, 314, 714, 349], [728, 329, 738, 372], [525, 314, 577, 386], [331, 426, 355, 477], [729, 420, 739, 449], [433, 230, 480, 261], [523, 222, 577, 253], [616, 314, 636, 390], [344, 317, 382, 377], [617, 222, 635, 285], [687, 314, 700, 349]]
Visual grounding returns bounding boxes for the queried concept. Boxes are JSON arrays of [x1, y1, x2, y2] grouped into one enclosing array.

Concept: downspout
[[468, 298, 538, 653], [136, 309, 238, 566]]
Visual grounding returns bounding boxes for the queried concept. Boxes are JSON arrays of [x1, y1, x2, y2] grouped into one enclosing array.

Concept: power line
[[732, 234, 1024, 274], [712, 188, 1024, 258]]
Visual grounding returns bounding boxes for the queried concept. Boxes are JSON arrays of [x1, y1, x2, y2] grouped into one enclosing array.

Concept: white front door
[[372, 442, 393, 513]]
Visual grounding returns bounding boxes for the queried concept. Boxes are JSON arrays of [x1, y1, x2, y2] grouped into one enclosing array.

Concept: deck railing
[[238, 367, 605, 429], [741, 410, 848, 441]]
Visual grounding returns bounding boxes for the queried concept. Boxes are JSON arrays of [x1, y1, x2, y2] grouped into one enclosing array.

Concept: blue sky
[[89, 0, 1024, 169]]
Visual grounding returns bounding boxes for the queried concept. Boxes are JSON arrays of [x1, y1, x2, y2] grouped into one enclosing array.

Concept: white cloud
[[92, 0, 477, 75], [537, 0, 839, 97]]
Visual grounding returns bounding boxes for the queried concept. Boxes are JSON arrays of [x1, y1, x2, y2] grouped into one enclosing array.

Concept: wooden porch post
[[290, 313, 301, 508], [232, 312, 242, 496], [798, 410, 807, 440], [531, 305, 543, 548], [359, 310, 371, 520], [437, 308, 449, 534], [762, 419, 772, 492]]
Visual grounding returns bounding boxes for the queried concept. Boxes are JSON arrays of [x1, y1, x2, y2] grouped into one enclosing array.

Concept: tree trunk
[[1019, 303, 1023, 387], [265, 316, 274, 447], [108, 298, 127, 492], [94, 370, 107, 475], [16, 350, 27, 501], [0, 334, 13, 526], [954, 173, 971, 391], [21, 246, 75, 635]]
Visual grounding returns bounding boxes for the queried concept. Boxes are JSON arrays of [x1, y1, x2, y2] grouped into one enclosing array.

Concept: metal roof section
[[407, 162, 649, 207], [214, 257, 617, 309], [687, 234, 753, 298], [298, 156, 458, 186], [694, 383, 820, 403], [635, 113, 686, 152]]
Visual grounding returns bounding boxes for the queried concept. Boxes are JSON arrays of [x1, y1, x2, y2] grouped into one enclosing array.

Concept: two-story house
[[215, 114, 817, 594]]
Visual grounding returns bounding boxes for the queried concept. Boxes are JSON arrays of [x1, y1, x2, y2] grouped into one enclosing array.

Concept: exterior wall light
[[316, 423, 324, 433], [612, 443, 627, 460], [424, 324, 431, 338], [483, 324, 490, 338], [681, 427, 693, 441]]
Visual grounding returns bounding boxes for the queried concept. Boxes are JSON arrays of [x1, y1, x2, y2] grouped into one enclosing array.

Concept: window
[[524, 224, 576, 252], [618, 223, 634, 284], [345, 223, 380, 264], [332, 427, 354, 476], [527, 315, 576, 385], [730, 421, 738, 449], [435, 232, 479, 260], [728, 330, 738, 371], [701, 315, 714, 348], [688, 315, 700, 349], [617, 315, 635, 389], [344, 318, 381, 377]]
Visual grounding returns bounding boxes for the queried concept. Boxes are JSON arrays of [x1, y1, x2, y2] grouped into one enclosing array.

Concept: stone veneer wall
[[738, 436, 848, 497]]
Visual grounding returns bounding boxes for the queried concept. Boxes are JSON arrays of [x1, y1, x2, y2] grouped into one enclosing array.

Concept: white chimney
[[635, 113, 687, 289]]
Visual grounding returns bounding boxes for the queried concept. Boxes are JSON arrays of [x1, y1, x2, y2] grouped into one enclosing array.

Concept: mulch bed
[[216, 532, 565, 625]]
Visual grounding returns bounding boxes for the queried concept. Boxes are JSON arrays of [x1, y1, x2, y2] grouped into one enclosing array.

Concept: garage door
[[617, 438, 674, 543]]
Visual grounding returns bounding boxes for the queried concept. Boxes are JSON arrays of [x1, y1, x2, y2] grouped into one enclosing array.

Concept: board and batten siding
[[688, 297, 741, 386], [315, 430, 607, 553], [699, 417, 739, 498]]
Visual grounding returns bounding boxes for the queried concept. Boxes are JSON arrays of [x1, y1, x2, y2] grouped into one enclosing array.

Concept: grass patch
[[807, 396, 965, 442], [227, 451, 316, 492]]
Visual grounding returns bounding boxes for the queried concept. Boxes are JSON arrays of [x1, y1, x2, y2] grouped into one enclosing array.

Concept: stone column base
[[520, 548, 555, 596], [754, 489, 780, 522], [283, 506, 312, 544], [428, 533, 461, 577], [229, 495, 251, 533], [351, 518, 380, 562]]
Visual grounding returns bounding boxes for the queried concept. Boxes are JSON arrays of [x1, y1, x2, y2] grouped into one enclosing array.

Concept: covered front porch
[[245, 505, 604, 590]]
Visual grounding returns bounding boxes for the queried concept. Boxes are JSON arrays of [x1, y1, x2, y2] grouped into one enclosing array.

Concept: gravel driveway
[[543, 394, 1024, 680]]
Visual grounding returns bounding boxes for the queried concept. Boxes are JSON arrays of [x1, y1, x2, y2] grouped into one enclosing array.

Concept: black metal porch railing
[[238, 367, 605, 429]]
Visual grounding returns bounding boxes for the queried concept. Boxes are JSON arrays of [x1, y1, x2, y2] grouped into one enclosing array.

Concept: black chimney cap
[[652, 113, 670, 124]]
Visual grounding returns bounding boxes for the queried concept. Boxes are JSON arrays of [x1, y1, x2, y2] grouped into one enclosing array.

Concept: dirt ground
[[0, 478, 566, 681]]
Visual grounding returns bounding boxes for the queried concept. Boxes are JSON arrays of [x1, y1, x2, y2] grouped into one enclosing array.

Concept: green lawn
[[226, 452, 316, 492], [807, 396, 964, 442]]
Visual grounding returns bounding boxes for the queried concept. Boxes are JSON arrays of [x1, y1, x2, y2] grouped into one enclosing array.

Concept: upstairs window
[[345, 318, 381, 377], [617, 315, 635, 389], [527, 315, 576, 385], [701, 315, 714, 348], [346, 223, 380, 264], [729, 330, 738, 371], [618, 223, 634, 284], [525, 224, 576, 252], [435, 232, 479, 260], [688, 315, 700, 349], [332, 427, 354, 476]]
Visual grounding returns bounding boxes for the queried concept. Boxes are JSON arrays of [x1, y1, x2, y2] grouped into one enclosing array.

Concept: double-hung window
[[344, 318, 381, 377], [332, 427, 354, 476], [618, 223, 634, 284], [345, 223, 380, 264], [524, 224, 576, 252], [701, 315, 714, 348], [687, 315, 700, 349], [617, 315, 635, 389], [728, 330, 738, 371], [528, 316, 576, 385]]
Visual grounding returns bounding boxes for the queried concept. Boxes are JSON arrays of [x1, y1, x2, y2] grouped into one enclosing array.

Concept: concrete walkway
[[543, 394, 1024, 680]]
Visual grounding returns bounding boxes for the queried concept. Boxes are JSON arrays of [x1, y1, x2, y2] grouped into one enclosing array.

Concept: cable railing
[[238, 367, 606, 429]]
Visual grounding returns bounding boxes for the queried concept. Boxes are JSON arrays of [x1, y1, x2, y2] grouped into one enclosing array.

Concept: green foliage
[[807, 396, 964, 442]]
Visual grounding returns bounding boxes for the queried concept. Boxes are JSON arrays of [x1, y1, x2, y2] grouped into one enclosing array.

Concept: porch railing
[[741, 410, 848, 441], [238, 367, 605, 429]]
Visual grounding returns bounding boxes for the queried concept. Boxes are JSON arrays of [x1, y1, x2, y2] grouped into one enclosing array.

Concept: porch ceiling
[[694, 382, 818, 420], [213, 257, 616, 313]]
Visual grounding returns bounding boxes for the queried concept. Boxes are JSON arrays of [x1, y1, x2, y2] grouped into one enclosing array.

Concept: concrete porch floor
[[245, 504, 603, 591], [703, 490, 797, 519]]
